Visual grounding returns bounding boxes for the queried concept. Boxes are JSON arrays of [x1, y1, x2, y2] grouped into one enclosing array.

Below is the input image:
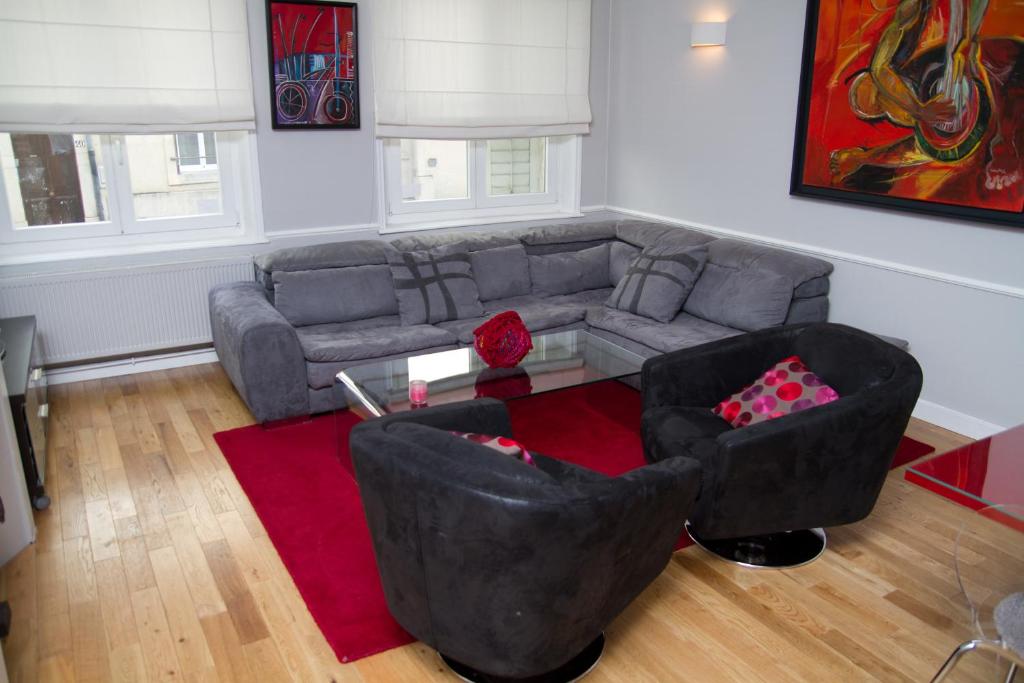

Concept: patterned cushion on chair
[[388, 250, 484, 325], [713, 355, 840, 428], [605, 243, 708, 322], [450, 431, 536, 467]]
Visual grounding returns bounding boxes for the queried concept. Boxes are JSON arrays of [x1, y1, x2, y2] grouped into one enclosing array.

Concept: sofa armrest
[[209, 282, 309, 422], [641, 326, 801, 410]]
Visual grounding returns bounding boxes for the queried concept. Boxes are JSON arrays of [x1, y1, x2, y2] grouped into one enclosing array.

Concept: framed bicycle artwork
[[790, 0, 1023, 228], [266, 0, 360, 129]]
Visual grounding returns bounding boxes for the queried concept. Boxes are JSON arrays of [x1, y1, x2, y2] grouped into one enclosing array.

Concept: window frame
[[0, 131, 257, 262], [378, 135, 582, 233]]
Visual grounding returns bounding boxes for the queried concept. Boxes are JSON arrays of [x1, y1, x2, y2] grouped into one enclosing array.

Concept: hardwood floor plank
[[199, 612, 257, 683], [201, 539, 270, 645], [36, 653, 75, 683], [63, 536, 97, 605], [94, 558, 140, 650], [84, 500, 120, 563], [108, 643, 147, 683], [69, 600, 112, 683], [148, 546, 216, 675], [130, 586, 183, 683], [163, 512, 228, 619]]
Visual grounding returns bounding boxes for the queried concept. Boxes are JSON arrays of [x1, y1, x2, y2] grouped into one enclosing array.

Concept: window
[[380, 135, 581, 231], [0, 131, 255, 260], [175, 133, 218, 173]]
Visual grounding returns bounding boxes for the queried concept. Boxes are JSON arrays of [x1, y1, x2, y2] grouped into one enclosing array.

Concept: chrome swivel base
[[439, 633, 605, 683], [686, 523, 827, 569]]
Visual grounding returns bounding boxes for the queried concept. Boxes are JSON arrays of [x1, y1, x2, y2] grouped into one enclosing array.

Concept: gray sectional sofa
[[209, 219, 834, 422]]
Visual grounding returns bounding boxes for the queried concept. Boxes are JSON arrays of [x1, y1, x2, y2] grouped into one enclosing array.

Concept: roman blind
[[373, 0, 593, 139], [0, 0, 255, 133]]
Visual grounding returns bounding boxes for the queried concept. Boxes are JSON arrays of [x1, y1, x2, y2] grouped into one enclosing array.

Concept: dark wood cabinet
[[0, 316, 49, 510]]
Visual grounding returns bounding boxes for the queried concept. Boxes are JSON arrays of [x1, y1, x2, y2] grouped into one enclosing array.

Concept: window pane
[[0, 133, 108, 227], [175, 133, 201, 168], [203, 132, 217, 165], [487, 138, 546, 196], [399, 139, 468, 201], [126, 134, 222, 219]]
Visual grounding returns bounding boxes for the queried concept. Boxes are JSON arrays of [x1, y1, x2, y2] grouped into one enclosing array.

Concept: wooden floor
[[1, 363, 1019, 682]]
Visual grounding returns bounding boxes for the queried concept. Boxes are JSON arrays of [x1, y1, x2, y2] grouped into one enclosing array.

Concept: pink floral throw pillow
[[713, 355, 839, 429], [449, 432, 537, 467]]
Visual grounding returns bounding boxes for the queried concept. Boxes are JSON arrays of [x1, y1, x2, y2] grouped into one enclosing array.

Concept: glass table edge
[[905, 466, 1024, 522]]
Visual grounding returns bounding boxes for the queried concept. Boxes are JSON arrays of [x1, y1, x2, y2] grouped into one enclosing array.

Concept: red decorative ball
[[473, 311, 534, 369]]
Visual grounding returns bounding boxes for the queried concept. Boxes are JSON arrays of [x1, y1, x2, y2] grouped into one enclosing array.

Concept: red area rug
[[213, 382, 934, 663]]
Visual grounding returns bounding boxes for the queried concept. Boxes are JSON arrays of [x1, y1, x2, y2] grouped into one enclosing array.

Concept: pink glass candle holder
[[409, 379, 429, 406]]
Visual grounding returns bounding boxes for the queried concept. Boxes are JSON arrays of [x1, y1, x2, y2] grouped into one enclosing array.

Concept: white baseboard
[[45, 347, 219, 386], [911, 400, 1005, 440], [580, 204, 609, 214]]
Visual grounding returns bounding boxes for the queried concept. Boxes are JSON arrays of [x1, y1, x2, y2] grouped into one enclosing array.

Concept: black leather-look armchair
[[641, 323, 923, 567], [349, 398, 701, 681]]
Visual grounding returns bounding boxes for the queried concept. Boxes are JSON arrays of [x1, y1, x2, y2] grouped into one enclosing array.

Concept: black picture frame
[[790, 0, 1023, 229], [266, 0, 361, 130]]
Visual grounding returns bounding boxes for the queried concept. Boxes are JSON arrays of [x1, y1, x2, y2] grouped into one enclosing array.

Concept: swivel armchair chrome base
[[439, 634, 605, 683], [686, 523, 826, 569]]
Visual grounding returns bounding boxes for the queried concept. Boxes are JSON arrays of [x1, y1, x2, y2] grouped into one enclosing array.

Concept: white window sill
[[379, 209, 584, 235], [0, 232, 268, 267]]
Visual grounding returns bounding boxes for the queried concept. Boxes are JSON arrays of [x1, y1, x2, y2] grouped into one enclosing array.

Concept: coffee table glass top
[[335, 329, 645, 418], [905, 423, 1024, 528]]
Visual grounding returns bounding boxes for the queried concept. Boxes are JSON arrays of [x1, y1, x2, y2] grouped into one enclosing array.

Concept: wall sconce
[[691, 22, 727, 47]]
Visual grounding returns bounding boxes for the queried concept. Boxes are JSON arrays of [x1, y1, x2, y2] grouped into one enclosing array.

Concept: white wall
[[603, 0, 1023, 435], [245, 0, 612, 235]]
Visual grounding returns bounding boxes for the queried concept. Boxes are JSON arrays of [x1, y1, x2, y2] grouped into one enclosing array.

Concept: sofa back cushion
[[516, 221, 618, 256], [683, 264, 793, 331], [615, 220, 714, 249], [609, 241, 641, 286], [470, 245, 531, 301], [389, 250, 484, 324], [682, 238, 834, 332], [529, 243, 610, 297], [606, 243, 708, 323], [273, 265, 399, 327]]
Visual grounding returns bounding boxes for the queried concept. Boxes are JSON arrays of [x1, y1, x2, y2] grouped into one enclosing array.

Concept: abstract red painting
[[266, 0, 360, 129], [791, 0, 1023, 227]]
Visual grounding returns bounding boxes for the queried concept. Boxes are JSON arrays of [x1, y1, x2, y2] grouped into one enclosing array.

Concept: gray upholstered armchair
[[349, 399, 701, 681]]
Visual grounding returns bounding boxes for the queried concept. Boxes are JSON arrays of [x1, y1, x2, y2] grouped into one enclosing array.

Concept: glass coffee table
[[334, 329, 645, 419]]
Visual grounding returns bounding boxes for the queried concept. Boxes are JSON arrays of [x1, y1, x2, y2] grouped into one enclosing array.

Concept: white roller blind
[[0, 0, 255, 133], [374, 0, 592, 139]]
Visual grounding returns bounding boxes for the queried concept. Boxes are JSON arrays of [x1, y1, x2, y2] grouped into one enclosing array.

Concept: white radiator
[[0, 257, 254, 365]]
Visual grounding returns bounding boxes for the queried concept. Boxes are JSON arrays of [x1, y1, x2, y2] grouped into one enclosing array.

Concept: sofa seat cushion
[[585, 308, 741, 354], [546, 287, 615, 312], [437, 296, 587, 344], [297, 322, 458, 364]]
